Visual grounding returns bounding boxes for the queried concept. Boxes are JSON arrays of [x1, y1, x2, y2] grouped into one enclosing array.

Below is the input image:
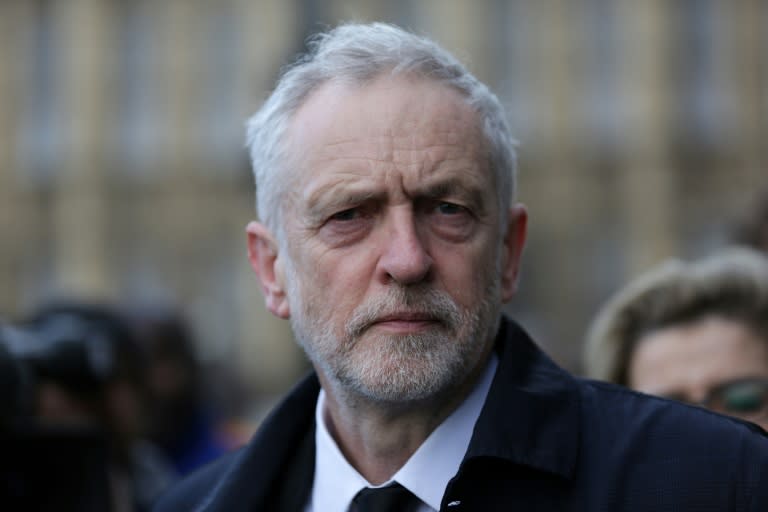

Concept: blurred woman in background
[[584, 247, 768, 431]]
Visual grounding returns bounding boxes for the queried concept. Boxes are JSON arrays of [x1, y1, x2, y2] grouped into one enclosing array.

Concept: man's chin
[[338, 341, 467, 403], [350, 325, 450, 352], [347, 376, 451, 406]]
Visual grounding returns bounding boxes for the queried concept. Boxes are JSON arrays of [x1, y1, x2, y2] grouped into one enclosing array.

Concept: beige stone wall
[[1, 0, 765, 415]]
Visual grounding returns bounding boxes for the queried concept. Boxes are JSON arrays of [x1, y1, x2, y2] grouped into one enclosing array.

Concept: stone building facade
[[1, 0, 765, 417]]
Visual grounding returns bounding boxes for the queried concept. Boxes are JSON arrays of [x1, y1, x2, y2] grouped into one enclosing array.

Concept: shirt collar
[[309, 353, 499, 512]]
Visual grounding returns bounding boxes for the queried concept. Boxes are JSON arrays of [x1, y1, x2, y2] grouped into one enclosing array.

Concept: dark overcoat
[[154, 317, 768, 511]]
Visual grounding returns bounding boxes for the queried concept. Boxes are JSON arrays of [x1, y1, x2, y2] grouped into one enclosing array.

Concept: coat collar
[[196, 375, 319, 511], [464, 317, 581, 479]]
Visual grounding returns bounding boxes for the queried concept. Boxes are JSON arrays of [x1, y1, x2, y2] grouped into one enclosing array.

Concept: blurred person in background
[[584, 247, 768, 431], [1, 301, 176, 511], [124, 304, 234, 476], [1, 331, 113, 512]]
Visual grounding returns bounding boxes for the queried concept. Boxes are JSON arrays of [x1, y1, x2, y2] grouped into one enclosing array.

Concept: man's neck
[[317, 356, 490, 485]]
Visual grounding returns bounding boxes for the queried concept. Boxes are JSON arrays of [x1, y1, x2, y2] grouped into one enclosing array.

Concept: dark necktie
[[351, 483, 422, 512]]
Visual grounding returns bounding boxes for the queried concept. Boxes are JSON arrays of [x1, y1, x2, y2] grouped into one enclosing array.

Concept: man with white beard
[[154, 23, 768, 512]]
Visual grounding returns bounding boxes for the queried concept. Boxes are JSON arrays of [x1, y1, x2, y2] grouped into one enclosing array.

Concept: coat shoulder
[[580, 377, 768, 441], [575, 378, 768, 508], [151, 449, 242, 511]]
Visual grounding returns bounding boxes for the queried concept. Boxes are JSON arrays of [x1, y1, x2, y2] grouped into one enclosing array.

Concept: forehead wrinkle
[[287, 74, 493, 212], [304, 170, 374, 202], [410, 172, 487, 205], [310, 134, 397, 166], [392, 123, 480, 148], [298, 141, 489, 208], [392, 119, 486, 169], [394, 138, 489, 188]]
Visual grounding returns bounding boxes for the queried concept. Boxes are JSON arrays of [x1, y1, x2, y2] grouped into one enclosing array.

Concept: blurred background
[[0, 0, 765, 430]]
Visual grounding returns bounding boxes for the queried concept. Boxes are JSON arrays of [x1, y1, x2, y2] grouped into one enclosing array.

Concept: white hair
[[245, 22, 517, 241]]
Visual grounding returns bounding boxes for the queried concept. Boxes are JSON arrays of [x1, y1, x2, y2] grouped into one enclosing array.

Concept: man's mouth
[[368, 312, 442, 334]]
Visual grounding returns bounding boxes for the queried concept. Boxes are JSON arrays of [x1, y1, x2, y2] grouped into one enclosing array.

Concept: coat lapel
[[197, 374, 320, 511]]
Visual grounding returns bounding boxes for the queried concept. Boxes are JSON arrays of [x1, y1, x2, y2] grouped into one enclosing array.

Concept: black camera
[[0, 314, 119, 423], [0, 309, 126, 511]]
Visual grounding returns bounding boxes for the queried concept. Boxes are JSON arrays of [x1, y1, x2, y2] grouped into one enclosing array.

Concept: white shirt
[[304, 353, 499, 512]]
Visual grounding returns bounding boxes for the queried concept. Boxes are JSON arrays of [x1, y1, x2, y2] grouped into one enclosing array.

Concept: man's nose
[[377, 210, 433, 285]]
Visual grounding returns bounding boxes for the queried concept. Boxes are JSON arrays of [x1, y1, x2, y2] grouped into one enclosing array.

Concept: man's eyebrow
[[416, 178, 485, 206], [304, 186, 382, 218], [301, 174, 489, 223]]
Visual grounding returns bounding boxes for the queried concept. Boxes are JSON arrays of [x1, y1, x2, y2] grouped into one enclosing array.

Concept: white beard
[[285, 265, 501, 404]]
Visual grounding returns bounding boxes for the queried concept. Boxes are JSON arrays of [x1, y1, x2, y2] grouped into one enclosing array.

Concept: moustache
[[345, 287, 461, 339]]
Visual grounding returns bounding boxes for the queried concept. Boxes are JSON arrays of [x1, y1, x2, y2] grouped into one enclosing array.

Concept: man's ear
[[500, 204, 528, 302], [246, 221, 290, 319]]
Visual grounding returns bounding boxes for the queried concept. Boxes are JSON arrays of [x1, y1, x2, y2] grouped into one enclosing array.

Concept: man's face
[[250, 75, 526, 404]]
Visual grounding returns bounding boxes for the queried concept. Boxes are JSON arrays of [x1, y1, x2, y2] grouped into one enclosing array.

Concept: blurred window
[[115, 0, 163, 176], [201, 5, 245, 170], [676, 0, 728, 148], [18, 0, 61, 182]]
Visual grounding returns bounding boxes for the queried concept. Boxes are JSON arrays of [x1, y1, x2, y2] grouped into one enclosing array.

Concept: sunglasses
[[663, 377, 768, 423]]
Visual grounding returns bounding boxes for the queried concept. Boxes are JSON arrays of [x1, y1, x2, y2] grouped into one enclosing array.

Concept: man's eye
[[329, 208, 358, 222], [320, 206, 372, 245], [436, 202, 466, 215]]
